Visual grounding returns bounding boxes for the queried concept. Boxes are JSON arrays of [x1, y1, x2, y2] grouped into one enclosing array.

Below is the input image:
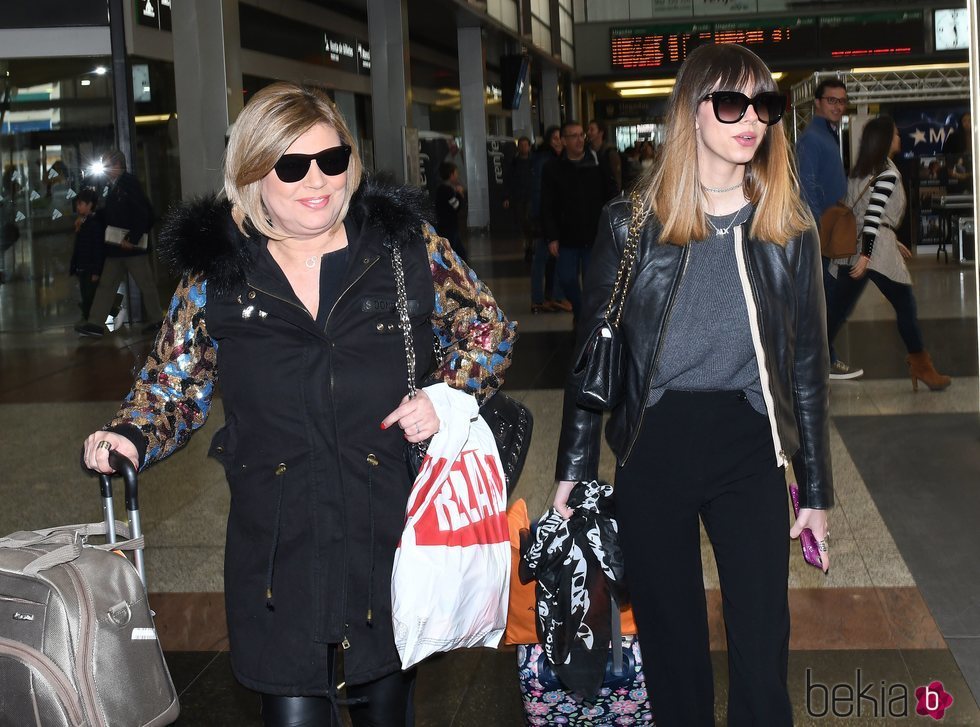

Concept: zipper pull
[[341, 625, 351, 650]]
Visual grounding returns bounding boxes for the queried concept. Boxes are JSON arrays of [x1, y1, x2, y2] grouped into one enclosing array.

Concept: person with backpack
[[826, 116, 951, 392]]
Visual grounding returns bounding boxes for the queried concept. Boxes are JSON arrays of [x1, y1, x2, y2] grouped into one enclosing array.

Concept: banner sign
[[487, 137, 516, 234]]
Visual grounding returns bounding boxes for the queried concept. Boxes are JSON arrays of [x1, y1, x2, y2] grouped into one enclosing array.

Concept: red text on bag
[[409, 449, 508, 547]]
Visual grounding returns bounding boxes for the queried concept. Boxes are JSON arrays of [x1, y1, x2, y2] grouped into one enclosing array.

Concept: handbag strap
[[390, 244, 419, 400], [846, 177, 876, 212], [605, 191, 648, 327]]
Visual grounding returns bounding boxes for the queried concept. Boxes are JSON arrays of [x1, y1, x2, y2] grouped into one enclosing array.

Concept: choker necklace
[[702, 180, 744, 194], [305, 256, 318, 269]]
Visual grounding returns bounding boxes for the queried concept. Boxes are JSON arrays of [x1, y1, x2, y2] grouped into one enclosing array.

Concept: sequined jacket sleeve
[[424, 227, 517, 403], [107, 274, 217, 468]]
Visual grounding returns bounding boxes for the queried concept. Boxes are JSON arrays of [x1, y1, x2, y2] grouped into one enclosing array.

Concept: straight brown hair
[[637, 44, 811, 246]]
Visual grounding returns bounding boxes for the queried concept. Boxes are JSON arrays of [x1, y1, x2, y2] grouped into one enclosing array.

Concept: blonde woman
[[81, 82, 516, 726], [554, 44, 832, 726]]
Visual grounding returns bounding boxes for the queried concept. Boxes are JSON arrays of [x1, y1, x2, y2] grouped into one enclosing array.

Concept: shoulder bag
[[390, 245, 532, 496], [574, 192, 647, 410], [818, 178, 874, 260]]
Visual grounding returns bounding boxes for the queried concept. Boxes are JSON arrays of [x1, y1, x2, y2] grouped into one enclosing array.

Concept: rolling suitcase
[[0, 452, 179, 726]]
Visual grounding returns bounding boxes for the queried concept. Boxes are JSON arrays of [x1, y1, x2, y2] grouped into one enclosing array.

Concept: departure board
[[610, 11, 927, 71], [713, 18, 818, 61], [610, 23, 713, 70], [819, 11, 924, 58]]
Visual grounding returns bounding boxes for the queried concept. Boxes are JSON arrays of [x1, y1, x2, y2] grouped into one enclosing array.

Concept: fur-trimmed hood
[[159, 175, 435, 297]]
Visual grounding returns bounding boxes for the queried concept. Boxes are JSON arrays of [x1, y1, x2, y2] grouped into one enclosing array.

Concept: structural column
[[367, 0, 412, 182], [108, 0, 136, 167], [171, 0, 242, 198], [567, 80, 580, 123], [334, 91, 360, 144], [540, 64, 561, 131], [458, 21, 489, 228]]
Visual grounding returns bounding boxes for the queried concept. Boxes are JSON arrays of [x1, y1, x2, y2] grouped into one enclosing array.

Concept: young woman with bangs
[[554, 44, 833, 726]]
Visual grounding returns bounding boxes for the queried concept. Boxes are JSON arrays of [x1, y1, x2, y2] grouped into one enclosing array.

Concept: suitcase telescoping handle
[[99, 451, 146, 588]]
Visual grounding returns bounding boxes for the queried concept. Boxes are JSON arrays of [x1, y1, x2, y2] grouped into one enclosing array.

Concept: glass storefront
[[1, 56, 115, 331], [0, 55, 180, 332]]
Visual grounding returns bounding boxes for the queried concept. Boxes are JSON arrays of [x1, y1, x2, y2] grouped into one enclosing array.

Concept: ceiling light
[[609, 79, 676, 90], [80, 79, 91, 86], [619, 87, 674, 97], [849, 62, 968, 74], [771, 72, 785, 81], [93, 66, 107, 75], [135, 114, 174, 124]]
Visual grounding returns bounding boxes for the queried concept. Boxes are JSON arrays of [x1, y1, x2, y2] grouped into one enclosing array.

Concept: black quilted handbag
[[390, 245, 532, 495], [575, 193, 646, 410]]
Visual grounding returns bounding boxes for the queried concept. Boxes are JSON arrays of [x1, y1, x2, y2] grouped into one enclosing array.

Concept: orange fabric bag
[[504, 499, 637, 645]]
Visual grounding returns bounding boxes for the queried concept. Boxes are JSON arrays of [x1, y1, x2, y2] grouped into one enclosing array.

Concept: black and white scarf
[[519, 479, 628, 698]]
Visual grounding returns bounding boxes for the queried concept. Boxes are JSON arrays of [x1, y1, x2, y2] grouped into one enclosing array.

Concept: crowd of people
[[71, 40, 957, 727]]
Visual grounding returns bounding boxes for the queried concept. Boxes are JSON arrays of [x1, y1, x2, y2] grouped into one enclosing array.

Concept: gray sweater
[[647, 204, 765, 415]]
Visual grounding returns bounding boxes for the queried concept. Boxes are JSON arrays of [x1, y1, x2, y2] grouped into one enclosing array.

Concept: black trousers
[[260, 653, 417, 727], [615, 390, 792, 727]]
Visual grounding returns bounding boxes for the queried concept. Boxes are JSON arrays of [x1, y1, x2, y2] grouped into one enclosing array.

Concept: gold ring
[[96, 440, 112, 452]]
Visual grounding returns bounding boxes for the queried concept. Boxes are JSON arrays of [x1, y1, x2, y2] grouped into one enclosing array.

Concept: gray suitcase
[[0, 453, 179, 726]]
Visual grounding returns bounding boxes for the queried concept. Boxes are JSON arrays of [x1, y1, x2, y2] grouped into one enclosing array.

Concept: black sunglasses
[[273, 145, 352, 183], [702, 91, 787, 126]]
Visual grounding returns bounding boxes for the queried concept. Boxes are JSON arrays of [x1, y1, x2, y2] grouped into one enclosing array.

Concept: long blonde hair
[[638, 44, 811, 246], [223, 82, 362, 239]]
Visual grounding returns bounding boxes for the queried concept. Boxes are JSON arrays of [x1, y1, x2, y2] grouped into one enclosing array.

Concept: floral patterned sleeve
[[107, 274, 218, 468], [425, 227, 517, 403]]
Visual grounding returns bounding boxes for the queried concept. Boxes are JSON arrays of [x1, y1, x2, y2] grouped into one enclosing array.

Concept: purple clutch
[[789, 483, 823, 569]]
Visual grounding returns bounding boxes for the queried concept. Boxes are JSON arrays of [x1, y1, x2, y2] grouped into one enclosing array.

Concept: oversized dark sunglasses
[[273, 145, 352, 183], [702, 91, 787, 126]]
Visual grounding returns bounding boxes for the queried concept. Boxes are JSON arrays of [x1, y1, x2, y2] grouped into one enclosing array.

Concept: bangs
[[705, 60, 777, 97]]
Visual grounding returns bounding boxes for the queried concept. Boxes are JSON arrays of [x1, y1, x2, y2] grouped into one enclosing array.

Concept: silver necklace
[[702, 180, 744, 194], [305, 255, 318, 269], [706, 204, 751, 237]]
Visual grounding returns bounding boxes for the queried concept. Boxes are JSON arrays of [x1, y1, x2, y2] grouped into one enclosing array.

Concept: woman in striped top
[[827, 116, 951, 391]]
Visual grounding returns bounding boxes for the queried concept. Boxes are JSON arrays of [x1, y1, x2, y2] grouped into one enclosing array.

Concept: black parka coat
[[109, 178, 517, 693]]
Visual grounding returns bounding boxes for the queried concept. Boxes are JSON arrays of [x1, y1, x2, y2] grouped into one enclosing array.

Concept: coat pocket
[[208, 418, 238, 472]]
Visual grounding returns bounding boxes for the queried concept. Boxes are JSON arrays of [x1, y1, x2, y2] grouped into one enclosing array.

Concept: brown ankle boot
[[906, 351, 951, 391]]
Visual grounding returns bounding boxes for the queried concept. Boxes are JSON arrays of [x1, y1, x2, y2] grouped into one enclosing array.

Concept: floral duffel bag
[[506, 499, 654, 726]]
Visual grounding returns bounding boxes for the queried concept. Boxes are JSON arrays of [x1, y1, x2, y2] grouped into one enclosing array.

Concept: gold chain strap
[[605, 192, 648, 327]]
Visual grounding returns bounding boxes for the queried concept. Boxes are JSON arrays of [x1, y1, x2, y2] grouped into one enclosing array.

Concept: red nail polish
[[380, 422, 387, 430]]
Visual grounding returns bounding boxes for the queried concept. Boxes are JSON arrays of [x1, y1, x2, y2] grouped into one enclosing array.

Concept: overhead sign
[[610, 11, 926, 71], [323, 32, 357, 74], [136, 0, 171, 31]]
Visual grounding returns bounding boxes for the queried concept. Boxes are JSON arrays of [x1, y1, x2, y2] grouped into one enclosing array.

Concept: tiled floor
[[1, 229, 978, 725]]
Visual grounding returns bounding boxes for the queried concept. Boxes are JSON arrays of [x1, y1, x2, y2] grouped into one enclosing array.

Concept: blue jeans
[[827, 266, 924, 355], [555, 246, 592, 318]]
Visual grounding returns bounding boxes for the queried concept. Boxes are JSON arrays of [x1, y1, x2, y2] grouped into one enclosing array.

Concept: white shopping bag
[[391, 383, 511, 669]]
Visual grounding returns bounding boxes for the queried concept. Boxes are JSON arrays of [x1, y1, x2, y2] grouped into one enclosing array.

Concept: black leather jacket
[[555, 197, 833, 509]]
